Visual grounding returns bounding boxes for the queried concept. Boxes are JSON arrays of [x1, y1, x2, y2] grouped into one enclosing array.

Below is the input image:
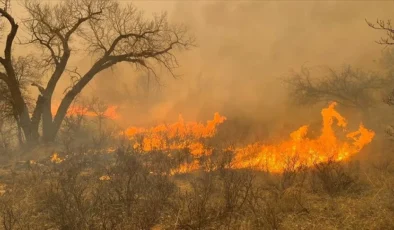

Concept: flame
[[170, 160, 200, 175], [124, 112, 226, 156], [50, 153, 63, 163], [229, 102, 375, 173], [122, 102, 374, 175], [99, 175, 111, 181]]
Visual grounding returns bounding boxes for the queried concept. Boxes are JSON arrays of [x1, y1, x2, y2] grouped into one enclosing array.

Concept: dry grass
[[0, 147, 393, 230]]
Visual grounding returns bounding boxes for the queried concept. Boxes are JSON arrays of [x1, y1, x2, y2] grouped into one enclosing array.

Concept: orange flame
[[123, 102, 374, 174], [124, 112, 226, 156], [229, 102, 375, 173]]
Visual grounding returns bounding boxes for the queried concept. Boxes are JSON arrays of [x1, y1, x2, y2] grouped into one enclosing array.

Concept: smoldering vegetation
[[1, 1, 394, 230]]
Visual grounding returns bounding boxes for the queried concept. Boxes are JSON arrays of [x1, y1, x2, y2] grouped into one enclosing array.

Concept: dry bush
[[166, 168, 292, 230], [245, 186, 282, 230], [309, 159, 361, 196], [0, 149, 176, 230], [200, 149, 234, 172], [59, 117, 120, 154], [137, 149, 174, 175], [1, 143, 392, 230], [264, 156, 307, 193], [56, 97, 123, 154], [59, 113, 90, 153], [0, 164, 44, 230], [366, 157, 394, 210], [216, 169, 255, 229], [93, 150, 176, 229], [169, 173, 224, 229]]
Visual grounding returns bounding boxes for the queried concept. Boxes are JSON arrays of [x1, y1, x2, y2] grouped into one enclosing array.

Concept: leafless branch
[[366, 18, 394, 46], [284, 65, 388, 110]]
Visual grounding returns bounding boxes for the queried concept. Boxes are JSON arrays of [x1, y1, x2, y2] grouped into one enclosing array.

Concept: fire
[[124, 112, 227, 156], [50, 152, 63, 163], [230, 102, 375, 173], [123, 102, 374, 174]]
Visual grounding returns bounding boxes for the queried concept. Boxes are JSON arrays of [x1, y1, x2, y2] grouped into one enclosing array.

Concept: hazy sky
[[94, 1, 394, 125], [5, 1, 394, 127]]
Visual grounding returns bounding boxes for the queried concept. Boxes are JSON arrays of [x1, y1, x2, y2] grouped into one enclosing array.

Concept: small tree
[[0, 0, 194, 144]]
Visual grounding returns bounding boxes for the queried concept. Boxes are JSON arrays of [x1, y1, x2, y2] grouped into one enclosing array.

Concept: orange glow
[[50, 153, 63, 163], [51, 103, 119, 120], [124, 112, 226, 156], [123, 102, 375, 175], [170, 160, 200, 175], [230, 102, 374, 173]]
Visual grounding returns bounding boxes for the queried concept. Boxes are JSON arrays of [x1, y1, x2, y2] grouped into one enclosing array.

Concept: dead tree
[[284, 65, 390, 120], [367, 19, 394, 46], [0, 0, 194, 144], [367, 19, 394, 105]]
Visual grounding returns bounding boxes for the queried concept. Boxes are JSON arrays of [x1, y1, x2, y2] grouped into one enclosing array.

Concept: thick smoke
[[29, 1, 394, 135]]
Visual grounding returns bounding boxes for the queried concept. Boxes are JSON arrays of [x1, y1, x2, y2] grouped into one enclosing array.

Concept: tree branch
[[366, 18, 394, 46], [0, 8, 18, 63], [285, 65, 385, 109], [106, 29, 160, 55]]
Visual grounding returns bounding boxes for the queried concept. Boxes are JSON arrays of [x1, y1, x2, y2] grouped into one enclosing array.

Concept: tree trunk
[[30, 96, 44, 141], [44, 65, 103, 142], [42, 99, 54, 142], [30, 60, 106, 143], [7, 79, 39, 144], [44, 95, 74, 142]]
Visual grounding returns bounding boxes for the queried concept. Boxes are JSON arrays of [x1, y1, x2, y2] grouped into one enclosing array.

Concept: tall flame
[[230, 102, 375, 173], [123, 102, 374, 174]]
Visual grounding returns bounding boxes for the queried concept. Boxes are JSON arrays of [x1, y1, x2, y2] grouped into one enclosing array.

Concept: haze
[[11, 1, 394, 128]]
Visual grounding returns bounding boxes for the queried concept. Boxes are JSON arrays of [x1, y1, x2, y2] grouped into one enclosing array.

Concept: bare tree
[[284, 65, 389, 118], [0, 39, 41, 144], [366, 19, 394, 46], [367, 20, 394, 106], [0, 0, 194, 144]]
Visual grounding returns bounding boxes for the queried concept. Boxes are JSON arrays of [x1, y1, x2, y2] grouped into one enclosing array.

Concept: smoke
[[44, 1, 394, 131]]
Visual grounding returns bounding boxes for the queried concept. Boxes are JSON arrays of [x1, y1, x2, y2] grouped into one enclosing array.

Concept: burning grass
[[0, 102, 386, 229], [123, 102, 375, 175]]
